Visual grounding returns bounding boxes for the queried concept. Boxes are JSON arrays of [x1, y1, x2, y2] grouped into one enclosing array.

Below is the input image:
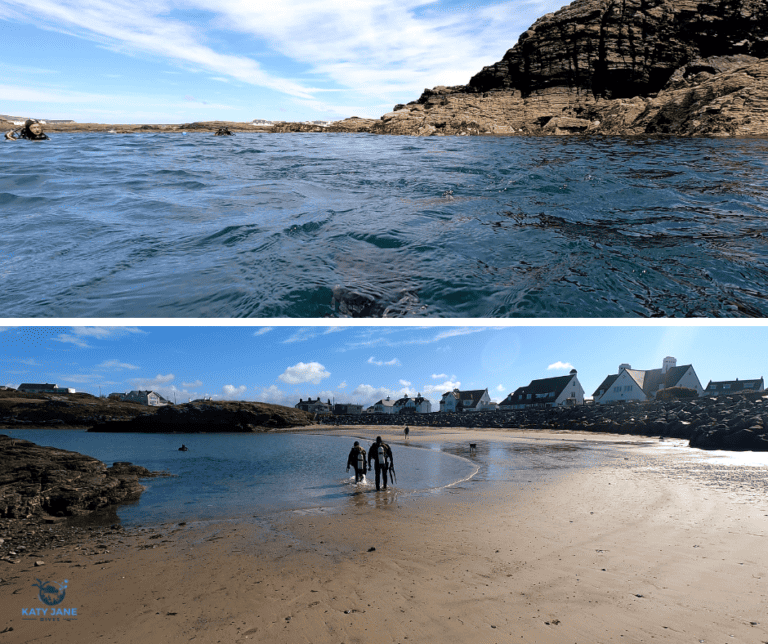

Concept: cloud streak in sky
[[3, 0, 566, 116]]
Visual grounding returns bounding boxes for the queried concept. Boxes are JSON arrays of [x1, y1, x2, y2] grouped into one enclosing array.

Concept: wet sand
[[3, 427, 768, 643]]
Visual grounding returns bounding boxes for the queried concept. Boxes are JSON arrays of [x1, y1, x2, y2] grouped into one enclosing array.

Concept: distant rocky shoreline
[[328, 390, 768, 452], [5, 0, 766, 138]]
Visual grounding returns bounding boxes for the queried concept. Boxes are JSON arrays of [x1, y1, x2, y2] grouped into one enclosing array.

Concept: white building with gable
[[592, 357, 703, 404]]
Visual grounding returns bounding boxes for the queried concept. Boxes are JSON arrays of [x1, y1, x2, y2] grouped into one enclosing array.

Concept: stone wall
[[326, 391, 768, 451]]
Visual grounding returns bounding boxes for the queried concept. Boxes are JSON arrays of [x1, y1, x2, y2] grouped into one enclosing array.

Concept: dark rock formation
[[366, 0, 768, 136], [88, 400, 315, 433], [0, 390, 160, 429], [467, 0, 768, 99], [327, 390, 768, 451], [0, 434, 164, 521]]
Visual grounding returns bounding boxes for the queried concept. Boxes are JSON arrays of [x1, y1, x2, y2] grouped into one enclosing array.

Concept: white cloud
[[222, 384, 247, 398], [496, 384, 506, 392], [367, 356, 401, 367], [339, 381, 347, 389], [254, 327, 274, 336], [279, 361, 331, 385], [183, 379, 203, 387], [421, 379, 460, 396], [547, 361, 575, 371], [129, 373, 175, 388], [3, 0, 567, 118], [431, 373, 448, 379], [55, 326, 145, 348], [399, 379, 411, 387], [97, 359, 140, 370], [283, 328, 318, 344]]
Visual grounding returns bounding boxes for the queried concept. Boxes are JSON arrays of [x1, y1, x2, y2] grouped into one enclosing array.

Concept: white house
[[499, 370, 584, 410], [372, 397, 397, 414], [122, 390, 170, 406], [592, 357, 703, 404], [393, 394, 433, 414], [704, 377, 764, 396], [440, 388, 493, 412]]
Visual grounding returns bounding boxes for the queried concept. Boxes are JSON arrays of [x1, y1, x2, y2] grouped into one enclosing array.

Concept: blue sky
[[0, 0, 566, 123], [1, 324, 766, 408]]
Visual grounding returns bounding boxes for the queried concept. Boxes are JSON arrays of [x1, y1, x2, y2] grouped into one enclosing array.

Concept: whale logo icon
[[33, 579, 68, 606]]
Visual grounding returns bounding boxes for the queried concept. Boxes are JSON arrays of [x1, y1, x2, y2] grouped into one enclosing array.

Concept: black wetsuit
[[368, 441, 393, 490], [346, 446, 367, 482], [17, 127, 49, 140]]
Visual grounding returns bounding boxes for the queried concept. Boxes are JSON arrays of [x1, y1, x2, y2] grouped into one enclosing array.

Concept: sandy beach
[[3, 427, 767, 643]]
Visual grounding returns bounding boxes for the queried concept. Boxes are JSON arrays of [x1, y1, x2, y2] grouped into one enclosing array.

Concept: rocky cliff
[[322, 0, 768, 137], [88, 400, 316, 433]]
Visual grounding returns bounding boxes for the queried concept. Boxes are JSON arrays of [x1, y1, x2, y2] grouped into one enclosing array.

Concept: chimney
[[662, 356, 676, 374], [619, 363, 631, 372]]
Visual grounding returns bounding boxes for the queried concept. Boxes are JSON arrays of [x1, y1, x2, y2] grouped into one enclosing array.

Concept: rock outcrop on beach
[[88, 401, 315, 433], [0, 390, 160, 429], [329, 390, 768, 451], [0, 434, 164, 521]]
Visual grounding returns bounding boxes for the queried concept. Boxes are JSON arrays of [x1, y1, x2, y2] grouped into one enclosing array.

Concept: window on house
[[613, 386, 621, 393], [624, 385, 632, 391], [723, 384, 731, 389]]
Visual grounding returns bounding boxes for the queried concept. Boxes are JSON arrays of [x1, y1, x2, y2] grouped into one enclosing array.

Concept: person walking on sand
[[368, 436, 394, 491], [346, 441, 367, 483], [404, 425, 410, 440]]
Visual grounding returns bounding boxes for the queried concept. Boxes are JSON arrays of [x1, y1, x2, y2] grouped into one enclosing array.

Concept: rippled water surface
[[7, 430, 477, 525], [2, 133, 767, 317]]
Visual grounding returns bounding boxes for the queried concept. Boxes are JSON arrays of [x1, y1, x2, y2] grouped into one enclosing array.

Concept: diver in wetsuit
[[5, 119, 50, 141], [214, 127, 234, 136], [346, 441, 367, 483], [368, 436, 393, 491]]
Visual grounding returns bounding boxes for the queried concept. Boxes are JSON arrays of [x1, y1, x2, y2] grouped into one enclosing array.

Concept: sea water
[[2, 133, 767, 317], [6, 430, 478, 525]]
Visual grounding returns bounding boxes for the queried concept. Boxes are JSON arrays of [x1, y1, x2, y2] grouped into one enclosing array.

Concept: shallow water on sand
[[2, 133, 768, 317], [7, 430, 477, 525]]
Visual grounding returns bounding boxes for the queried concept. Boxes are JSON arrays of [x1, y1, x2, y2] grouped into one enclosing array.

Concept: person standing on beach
[[368, 436, 394, 491], [346, 441, 367, 483], [404, 426, 410, 440]]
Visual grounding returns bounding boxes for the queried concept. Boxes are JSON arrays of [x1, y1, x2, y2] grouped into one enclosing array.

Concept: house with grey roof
[[393, 393, 432, 414], [499, 370, 584, 410], [704, 377, 764, 396], [592, 357, 703, 404], [372, 397, 398, 414], [440, 388, 493, 412], [122, 390, 170, 406], [295, 397, 331, 414]]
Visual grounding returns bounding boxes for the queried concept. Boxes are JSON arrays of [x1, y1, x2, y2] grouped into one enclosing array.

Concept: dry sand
[[2, 427, 767, 643]]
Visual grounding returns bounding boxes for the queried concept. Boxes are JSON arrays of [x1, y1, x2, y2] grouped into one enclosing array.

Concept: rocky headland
[[0, 390, 160, 429], [328, 390, 768, 451], [7, 0, 767, 139], [285, 0, 768, 137], [87, 400, 315, 433]]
